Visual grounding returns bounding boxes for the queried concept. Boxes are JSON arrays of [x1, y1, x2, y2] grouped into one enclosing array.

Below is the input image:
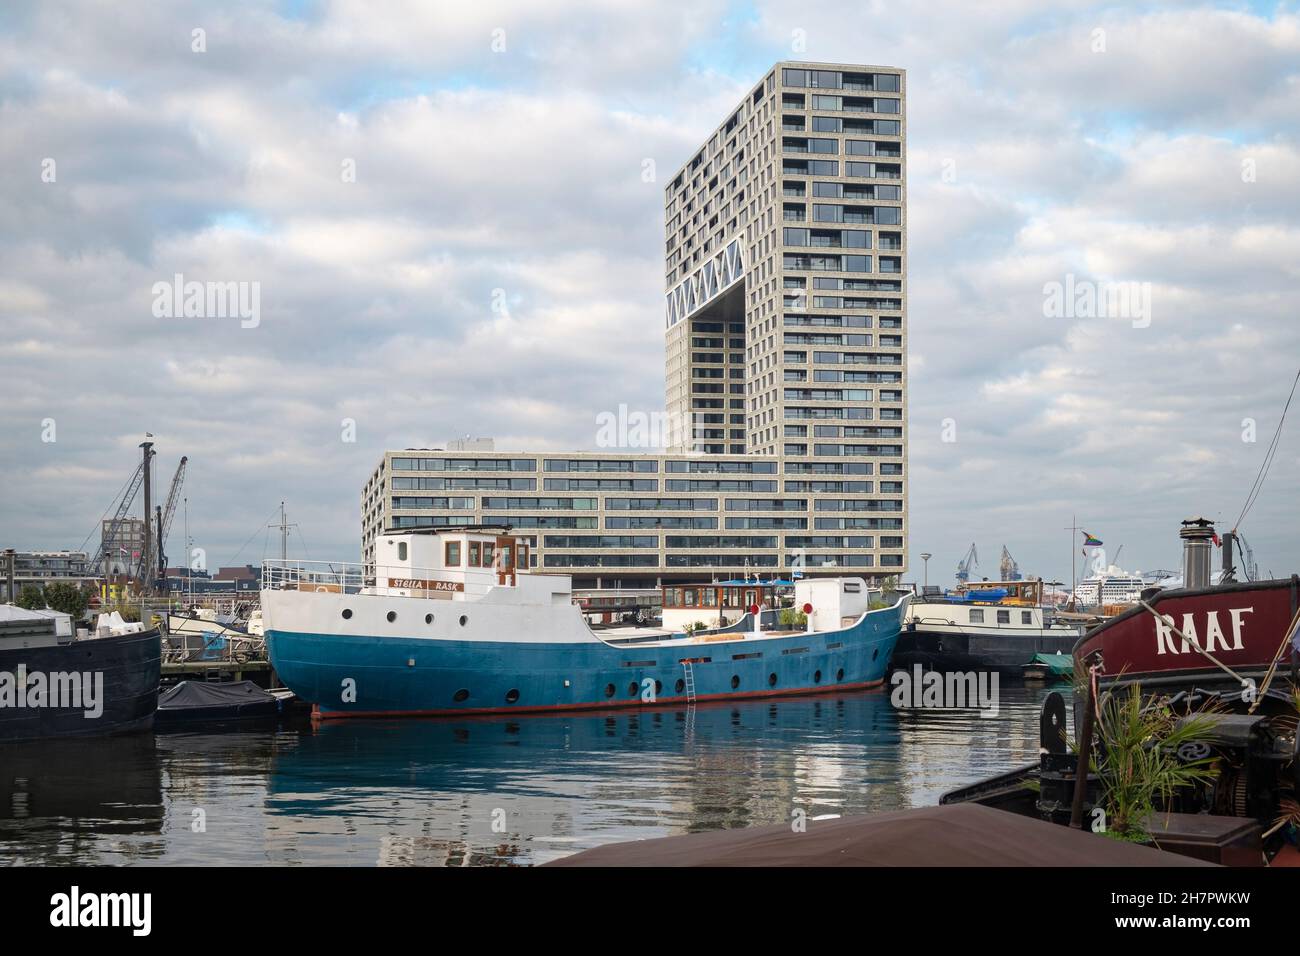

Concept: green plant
[[14, 584, 44, 610], [1092, 685, 1221, 841], [43, 582, 88, 619], [683, 620, 708, 634], [107, 599, 142, 623], [778, 608, 807, 629]]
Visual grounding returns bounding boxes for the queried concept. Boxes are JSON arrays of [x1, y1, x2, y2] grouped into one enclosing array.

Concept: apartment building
[[362, 62, 907, 589], [664, 62, 905, 457]]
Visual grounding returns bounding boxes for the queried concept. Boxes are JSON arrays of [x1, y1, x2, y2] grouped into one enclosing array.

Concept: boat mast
[[1065, 515, 1078, 610]]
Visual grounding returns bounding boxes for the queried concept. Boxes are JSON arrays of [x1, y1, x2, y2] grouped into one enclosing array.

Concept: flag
[[1081, 532, 1103, 547]]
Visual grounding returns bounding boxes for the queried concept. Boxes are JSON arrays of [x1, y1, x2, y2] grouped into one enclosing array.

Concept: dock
[[161, 659, 276, 685]]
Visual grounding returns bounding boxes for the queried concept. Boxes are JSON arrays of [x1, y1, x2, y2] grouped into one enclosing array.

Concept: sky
[[1, 0, 1298, 586]]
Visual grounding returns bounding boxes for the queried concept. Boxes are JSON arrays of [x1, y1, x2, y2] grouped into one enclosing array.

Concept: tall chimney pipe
[[1179, 517, 1215, 591]]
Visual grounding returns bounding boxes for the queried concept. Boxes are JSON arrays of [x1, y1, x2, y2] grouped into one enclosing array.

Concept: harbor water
[[0, 684, 1067, 866]]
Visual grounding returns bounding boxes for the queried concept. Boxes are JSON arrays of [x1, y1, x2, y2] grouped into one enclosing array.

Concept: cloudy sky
[[2, 0, 1297, 586]]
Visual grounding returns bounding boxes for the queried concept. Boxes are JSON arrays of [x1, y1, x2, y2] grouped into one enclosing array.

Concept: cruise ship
[[1069, 567, 1145, 607]]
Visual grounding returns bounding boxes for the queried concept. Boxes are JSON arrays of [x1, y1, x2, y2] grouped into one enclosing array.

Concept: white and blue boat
[[261, 526, 908, 719]]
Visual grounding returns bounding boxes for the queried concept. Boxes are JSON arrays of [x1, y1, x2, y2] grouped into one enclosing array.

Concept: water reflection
[[0, 685, 1066, 866]]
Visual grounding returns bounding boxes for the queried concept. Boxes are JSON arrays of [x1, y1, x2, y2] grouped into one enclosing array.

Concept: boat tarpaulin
[[158, 680, 277, 711], [1031, 652, 1073, 677], [544, 803, 1213, 867]]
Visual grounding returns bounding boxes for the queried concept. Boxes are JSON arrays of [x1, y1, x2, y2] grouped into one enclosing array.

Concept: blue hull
[[268, 603, 905, 718]]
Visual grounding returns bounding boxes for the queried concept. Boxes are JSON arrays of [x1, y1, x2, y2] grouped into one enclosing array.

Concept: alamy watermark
[[889, 664, 1000, 718], [50, 886, 151, 936], [1042, 273, 1151, 328], [595, 404, 706, 450], [151, 273, 260, 328], [0, 665, 104, 718]]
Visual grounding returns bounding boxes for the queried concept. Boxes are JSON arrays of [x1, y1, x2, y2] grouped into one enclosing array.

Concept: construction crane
[[96, 461, 145, 577], [999, 545, 1022, 581], [154, 456, 188, 583], [955, 543, 979, 584]]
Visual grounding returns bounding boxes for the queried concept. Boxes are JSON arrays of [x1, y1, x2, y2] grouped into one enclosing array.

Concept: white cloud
[[0, 0, 1297, 584]]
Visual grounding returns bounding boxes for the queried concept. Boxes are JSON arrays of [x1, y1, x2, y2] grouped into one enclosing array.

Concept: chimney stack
[[1179, 517, 1216, 591]]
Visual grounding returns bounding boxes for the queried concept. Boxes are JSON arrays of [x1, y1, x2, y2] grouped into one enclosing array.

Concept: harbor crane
[[154, 456, 188, 583], [96, 461, 145, 577], [999, 545, 1022, 581], [955, 543, 978, 584]]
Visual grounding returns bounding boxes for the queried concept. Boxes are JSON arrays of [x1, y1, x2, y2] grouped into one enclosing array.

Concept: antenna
[[270, 502, 299, 563]]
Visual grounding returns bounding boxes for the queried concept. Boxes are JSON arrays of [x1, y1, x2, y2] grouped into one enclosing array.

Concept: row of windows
[[541, 552, 902, 569], [783, 137, 903, 156], [384, 460, 903, 485], [391, 477, 536, 491], [782, 68, 901, 93], [782, 160, 903, 179], [782, 254, 874, 273], [391, 514, 908, 533]]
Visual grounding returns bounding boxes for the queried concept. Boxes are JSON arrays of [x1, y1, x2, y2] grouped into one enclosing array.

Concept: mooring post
[[1069, 665, 1097, 829]]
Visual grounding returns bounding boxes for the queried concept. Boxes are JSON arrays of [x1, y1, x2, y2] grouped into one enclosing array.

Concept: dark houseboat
[[0, 606, 162, 742]]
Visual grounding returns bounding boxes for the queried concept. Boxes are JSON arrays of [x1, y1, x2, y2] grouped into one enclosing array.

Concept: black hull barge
[[0, 624, 162, 742]]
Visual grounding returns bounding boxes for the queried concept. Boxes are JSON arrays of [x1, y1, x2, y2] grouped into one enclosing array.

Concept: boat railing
[[263, 559, 370, 594], [262, 559, 475, 596]]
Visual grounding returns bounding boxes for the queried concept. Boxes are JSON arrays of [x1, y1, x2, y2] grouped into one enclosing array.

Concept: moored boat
[[0, 606, 162, 741], [262, 526, 908, 718], [893, 578, 1086, 676], [154, 679, 284, 728], [1075, 519, 1299, 705]]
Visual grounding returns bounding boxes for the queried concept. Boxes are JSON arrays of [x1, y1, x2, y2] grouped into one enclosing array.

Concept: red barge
[[944, 518, 1300, 866]]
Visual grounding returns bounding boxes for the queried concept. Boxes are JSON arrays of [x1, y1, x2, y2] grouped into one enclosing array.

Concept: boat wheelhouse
[[262, 526, 909, 718], [660, 579, 791, 632]]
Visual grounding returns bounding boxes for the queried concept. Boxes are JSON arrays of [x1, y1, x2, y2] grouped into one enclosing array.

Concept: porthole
[[453, 688, 470, 703], [341, 609, 353, 620], [425, 613, 434, 625], [505, 688, 520, 704], [813, 669, 822, 683], [605, 683, 616, 698], [768, 672, 778, 687], [628, 681, 639, 697], [836, 668, 845, 682], [459, 615, 468, 627], [386, 611, 397, 623], [675, 678, 685, 693], [730, 675, 740, 689], [654, 680, 663, 695]]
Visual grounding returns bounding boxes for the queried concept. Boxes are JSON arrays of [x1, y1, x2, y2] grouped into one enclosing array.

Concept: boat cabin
[[373, 526, 531, 599], [660, 579, 790, 631], [951, 579, 1044, 606]]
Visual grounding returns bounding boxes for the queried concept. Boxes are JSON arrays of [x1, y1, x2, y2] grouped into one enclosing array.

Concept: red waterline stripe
[[310, 678, 885, 721]]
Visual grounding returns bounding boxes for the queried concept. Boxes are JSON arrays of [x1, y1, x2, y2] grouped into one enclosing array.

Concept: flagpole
[[1064, 515, 1077, 611]]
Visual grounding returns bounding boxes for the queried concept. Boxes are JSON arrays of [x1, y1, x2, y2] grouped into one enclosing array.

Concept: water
[[0, 685, 1066, 866]]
